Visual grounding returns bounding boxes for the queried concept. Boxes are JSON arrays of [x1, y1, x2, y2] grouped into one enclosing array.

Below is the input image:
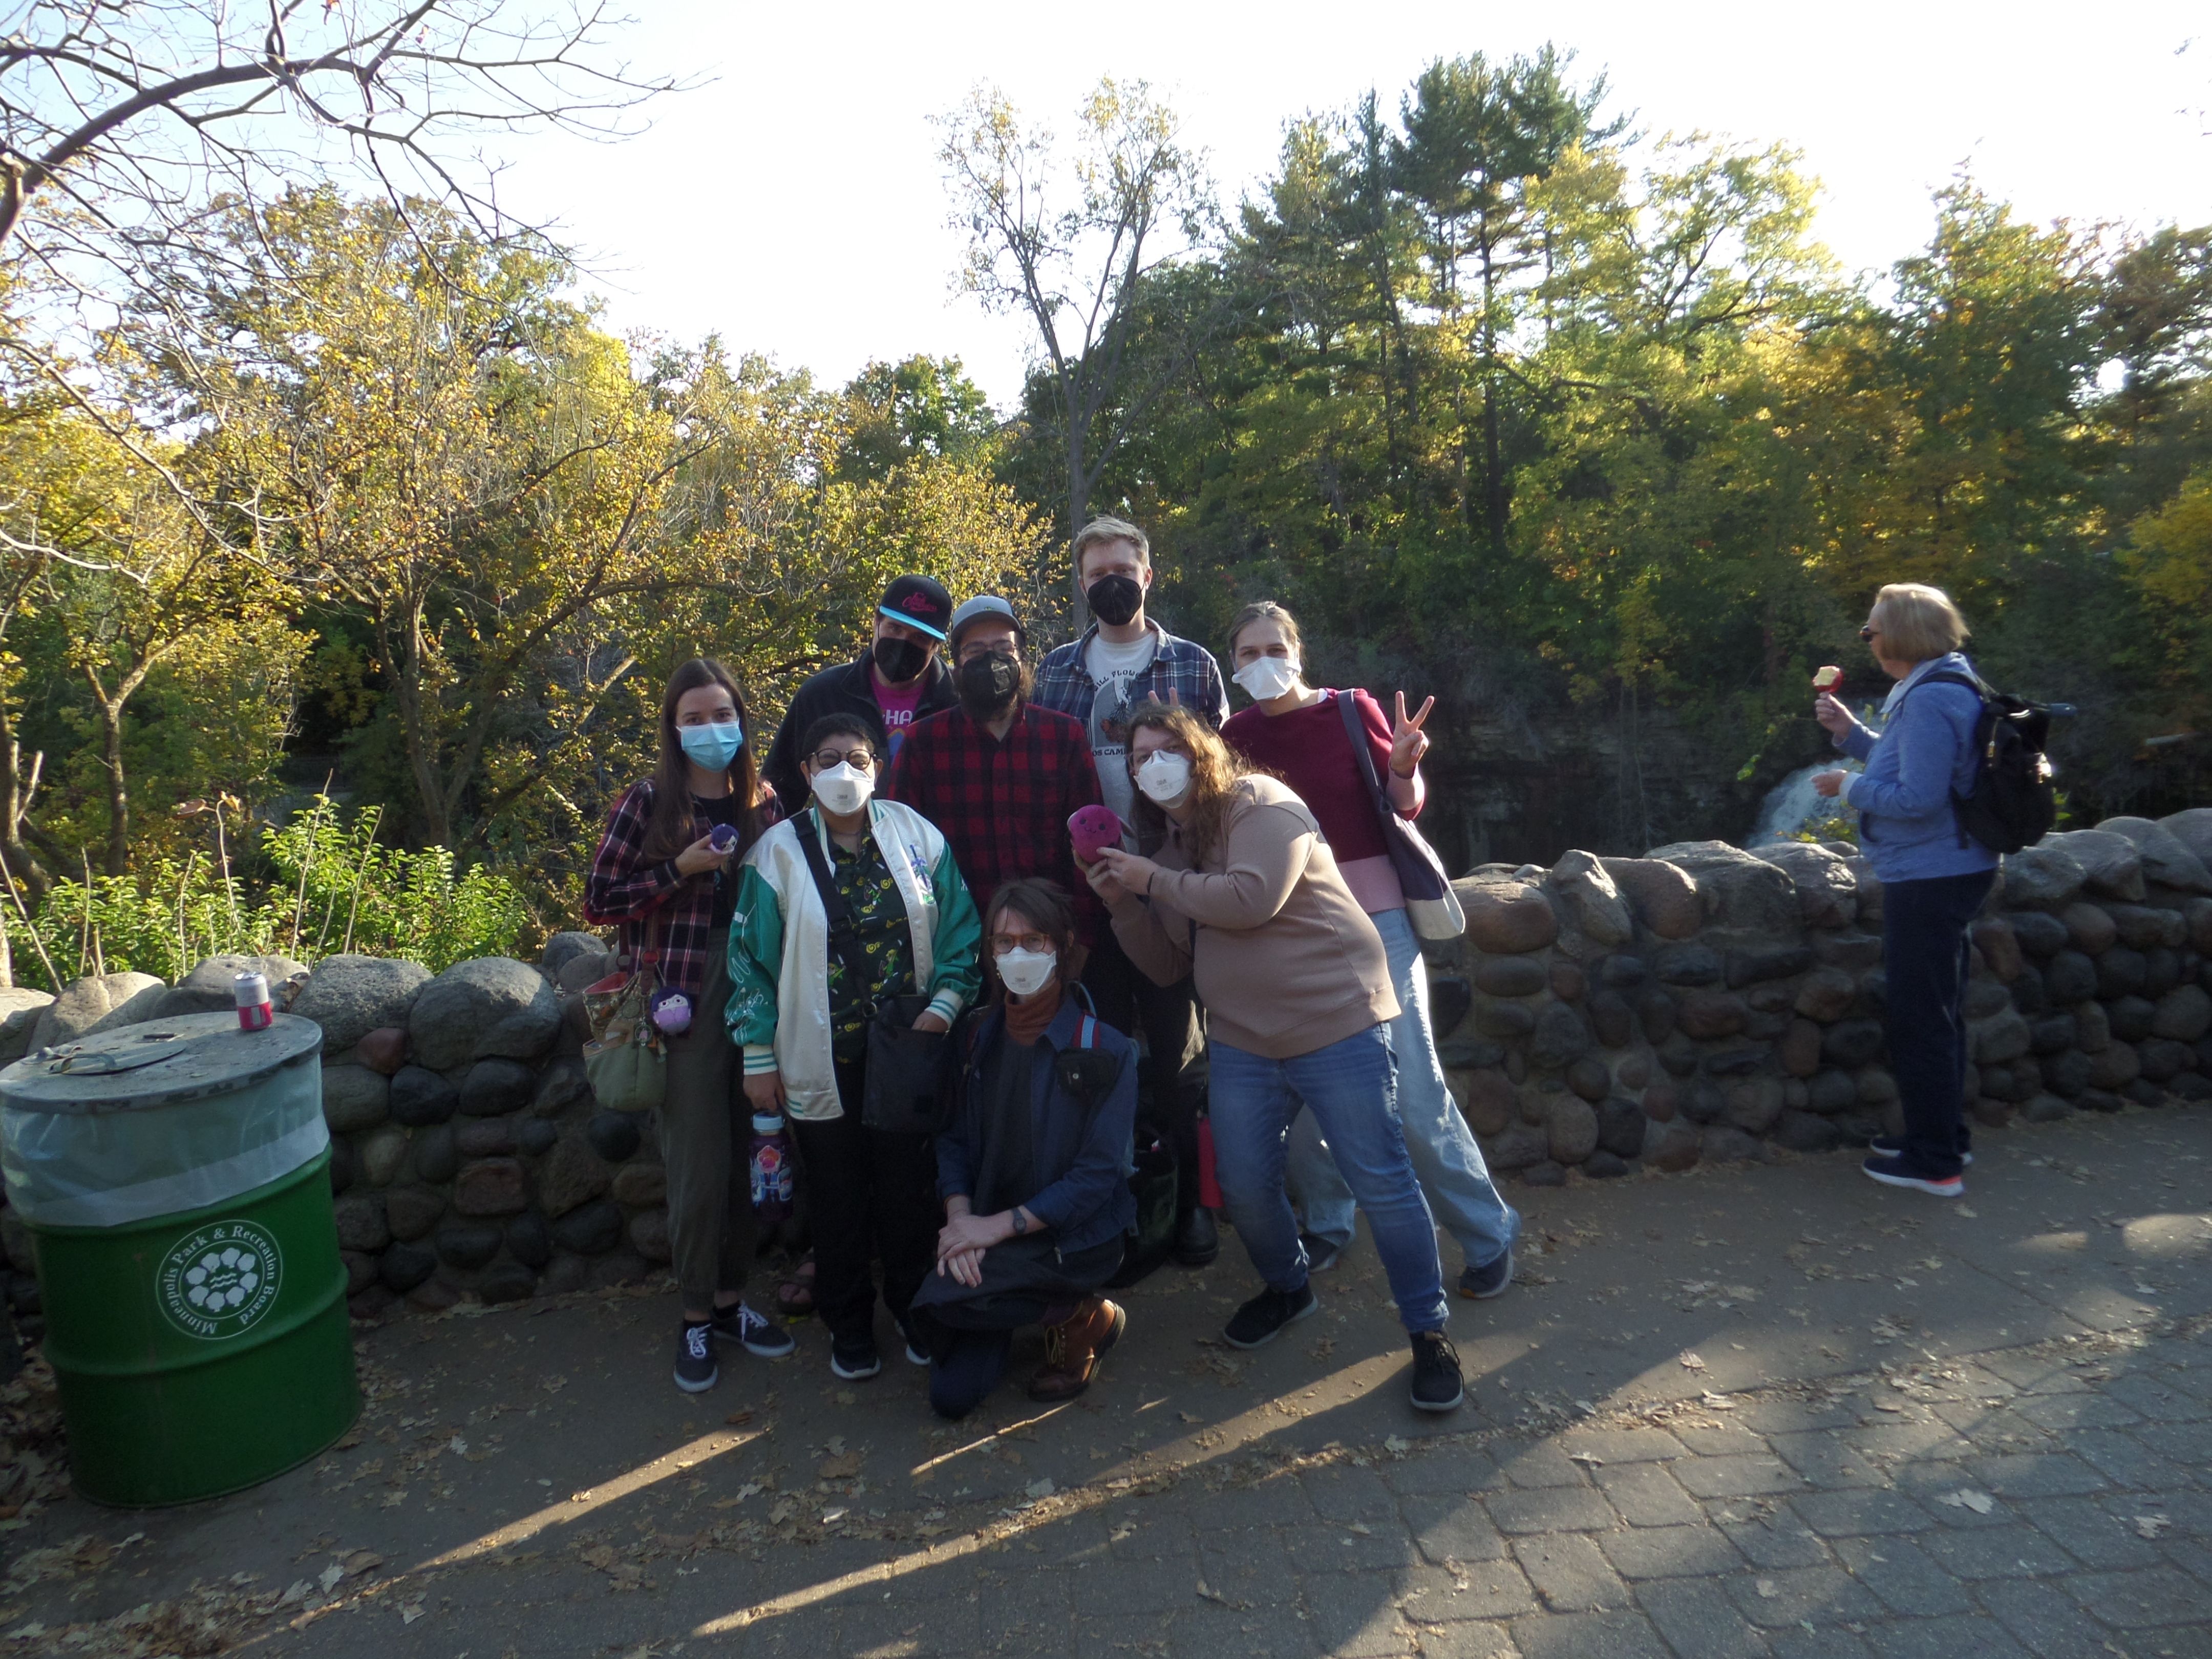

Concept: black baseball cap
[[878, 575, 953, 642]]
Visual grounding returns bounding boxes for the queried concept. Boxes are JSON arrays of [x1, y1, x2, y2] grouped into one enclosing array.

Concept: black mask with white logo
[[1085, 573, 1143, 628], [957, 652, 1020, 718], [873, 636, 929, 685]]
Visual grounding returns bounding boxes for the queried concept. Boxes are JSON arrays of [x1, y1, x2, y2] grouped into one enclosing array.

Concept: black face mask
[[957, 652, 1020, 715], [873, 636, 929, 685], [1086, 573, 1143, 628]]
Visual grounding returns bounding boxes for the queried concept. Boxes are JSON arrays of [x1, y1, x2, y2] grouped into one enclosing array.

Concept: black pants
[[1083, 929, 1207, 1216], [787, 1060, 941, 1348], [1882, 868, 1998, 1178]]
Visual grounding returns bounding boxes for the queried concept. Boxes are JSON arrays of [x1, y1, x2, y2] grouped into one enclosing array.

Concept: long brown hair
[[1123, 699, 1246, 865], [642, 658, 764, 862]]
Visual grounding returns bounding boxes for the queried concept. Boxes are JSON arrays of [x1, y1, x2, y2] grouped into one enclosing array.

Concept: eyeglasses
[[989, 930, 1053, 955], [810, 748, 875, 771], [956, 644, 1020, 667], [1858, 625, 1880, 642]]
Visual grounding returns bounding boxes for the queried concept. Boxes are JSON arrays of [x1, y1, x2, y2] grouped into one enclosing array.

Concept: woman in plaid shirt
[[585, 658, 798, 1393]]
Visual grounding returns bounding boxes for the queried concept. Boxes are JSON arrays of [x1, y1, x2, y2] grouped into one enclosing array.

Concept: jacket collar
[[977, 987, 1092, 1055], [1881, 651, 1971, 716]]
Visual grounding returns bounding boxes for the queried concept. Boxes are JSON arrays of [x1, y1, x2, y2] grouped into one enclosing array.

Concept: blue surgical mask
[[678, 720, 745, 772]]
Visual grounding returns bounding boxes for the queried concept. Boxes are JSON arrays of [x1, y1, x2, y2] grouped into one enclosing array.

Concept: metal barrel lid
[[0, 1011, 322, 1116]]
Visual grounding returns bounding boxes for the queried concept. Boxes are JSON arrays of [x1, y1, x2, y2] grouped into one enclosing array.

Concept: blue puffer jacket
[[1835, 651, 2000, 884], [936, 995, 1138, 1256]]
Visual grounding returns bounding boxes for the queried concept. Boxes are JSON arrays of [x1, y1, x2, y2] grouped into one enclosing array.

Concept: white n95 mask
[[1136, 751, 1193, 807], [1232, 656, 1301, 702], [996, 947, 1057, 997], [812, 762, 874, 818]]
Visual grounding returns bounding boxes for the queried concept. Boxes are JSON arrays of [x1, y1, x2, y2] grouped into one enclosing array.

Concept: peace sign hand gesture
[[1390, 692, 1434, 779]]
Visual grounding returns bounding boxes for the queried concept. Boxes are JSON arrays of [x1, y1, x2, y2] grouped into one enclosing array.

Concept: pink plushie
[[649, 987, 693, 1035], [1068, 804, 1125, 864]]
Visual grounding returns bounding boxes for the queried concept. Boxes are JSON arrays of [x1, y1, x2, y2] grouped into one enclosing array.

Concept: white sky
[[492, 1, 2211, 409]]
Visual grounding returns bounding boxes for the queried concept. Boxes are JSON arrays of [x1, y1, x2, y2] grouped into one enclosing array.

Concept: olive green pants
[[657, 928, 757, 1309]]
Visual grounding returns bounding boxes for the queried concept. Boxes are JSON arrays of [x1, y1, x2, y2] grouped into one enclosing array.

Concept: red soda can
[[233, 970, 274, 1031]]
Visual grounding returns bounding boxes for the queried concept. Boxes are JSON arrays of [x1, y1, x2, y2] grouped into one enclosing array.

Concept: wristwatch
[[1009, 1209, 1029, 1236]]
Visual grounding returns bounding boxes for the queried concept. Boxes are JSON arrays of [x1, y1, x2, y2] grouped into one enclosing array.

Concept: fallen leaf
[[1345, 1522, 1371, 1536], [1938, 1490, 1995, 1515], [1179, 1412, 1201, 1424], [2135, 1515, 2171, 1539], [542, 1376, 567, 1394], [1678, 1352, 1707, 1372], [725, 1410, 754, 1426], [1756, 1579, 1778, 1599], [1025, 1477, 1055, 1500], [821, 1507, 848, 1524], [818, 1453, 863, 1480], [834, 1390, 857, 1406], [1567, 1452, 1604, 1466], [399, 1602, 426, 1625], [316, 1562, 345, 1594], [1384, 1435, 1412, 1456]]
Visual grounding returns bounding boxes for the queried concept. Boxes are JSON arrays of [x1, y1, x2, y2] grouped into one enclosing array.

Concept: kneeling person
[[911, 879, 1136, 1419]]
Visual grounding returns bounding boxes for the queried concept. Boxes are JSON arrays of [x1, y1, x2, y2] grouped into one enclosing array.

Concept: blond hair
[[1072, 515, 1150, 575], [1871, 583, 1969, 663], [1226, 600, 1303, 664]]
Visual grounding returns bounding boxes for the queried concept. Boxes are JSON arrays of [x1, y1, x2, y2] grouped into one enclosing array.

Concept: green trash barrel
[[0, 1011, 358, 1506]]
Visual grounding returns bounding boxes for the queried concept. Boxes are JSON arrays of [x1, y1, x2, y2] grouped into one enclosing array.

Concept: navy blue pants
[[1882, 868, 1997, 1178]]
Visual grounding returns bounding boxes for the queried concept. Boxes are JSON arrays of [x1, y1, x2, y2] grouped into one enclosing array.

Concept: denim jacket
[[1835, 652, 1998, 884], [936, 996, 1138, 1256]]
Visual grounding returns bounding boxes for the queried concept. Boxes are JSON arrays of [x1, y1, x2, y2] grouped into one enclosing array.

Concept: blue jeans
[[1883, 869, 1997, 1178], [1209, 1024, 1449, 1334], [1288, 907, 1520, 1270]]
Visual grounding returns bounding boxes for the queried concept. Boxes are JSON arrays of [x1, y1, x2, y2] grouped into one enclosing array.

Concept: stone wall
[[1423, 811, 2212, 1184], [3, 807, 2209, 1323]]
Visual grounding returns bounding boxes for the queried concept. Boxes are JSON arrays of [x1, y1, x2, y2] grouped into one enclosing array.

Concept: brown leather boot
[[1028, 1295, 1125, 1402]]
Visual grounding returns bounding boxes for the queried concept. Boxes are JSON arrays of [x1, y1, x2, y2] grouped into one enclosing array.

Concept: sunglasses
[[1858, 625, 1880, 643]]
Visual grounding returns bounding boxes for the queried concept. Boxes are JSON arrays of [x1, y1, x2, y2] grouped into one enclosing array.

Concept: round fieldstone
[[2152, 984, 2212, 1043], [541, 930, 605, 978], [1727, 946, 1815, 989], [1680, 1080, 1726, 1124], [2010, 966, 2049, 1016], [533, 1057, 591, 1118], [2045, 830, 2145, 902], [150, 953, 308, 1022], [1854, 970, 1887, 1015], [1475, 1000, 1536, 1039], [1822, 1020, 1885, 1068], [1644, 1120, 1701, 1171], [629, 1208, 673, 1262], [2080, 1088, 2124, 1114], [2042, 1050, 2092, 1098], [2096, 949, 2148, 1000], [409, 957, 562, 1071], [2030, 1013, 2078, 1054], [292, 955, 432, 1053], [462, 1058, 536, 1117], [1600, 954, 1647, 989], [379, 1242, 437, 1293], [1653, 945, 1722, 987], [2144, 948, 2182, 998], [2043, 951, 2099, 1005], [1567, 1057, 1610, 1102], [411, 1121, 459, 1183], [1475, 956, 1546, 997], [610, 1163, 668, 1207], [454, 1157, 528, 1217], [1773, 1110, 1841, 1152], [327, 1136, 358, 1195], [322, 1064, 391, 1134], [2107, 996, 2156, 1044], [1970, 1009, 2034, 1065], [2006, 910, 2070, 958], [1519, 1160, 1567, 1187], [1646, 842, 1799, 933], [505, 1210, 554, 1269], [1428, 976, 1473, 1043], [1584, 1150, 1630, 1179], [479, 1262, 539, 1304], [29, 970, 166, 1050], [1726, 1077, 1784, 1134], [1601, 858, 1702, 939], [1656, 1036, 1699, 1077], [436, 1220, 503, 1269], [2087, 1044, 2141, 1091], [332, 1193, 390, 1252], [2103, 904, 2173, 951], [1616, 1053, 1651, 1089], [537, 1135, 612, 1219], [390, 1066, 458, 1128], [2062, 902, 2118, 955], [357, 1125, 409, 1187], [2138, 1039, 2192, 1084], [1969, 921, 2024, 982], [1641, 1081, 1678, 1121], [386, 1186, 446, 1241], [1460, 882, 1560, 954], [1549, 961, 1588, 1003], [517, 1118, 559, 1156], [457, 1118, 516, 1157], [1780, 1019, 1823, 1078], [1583, 992, 1628, 1051], [1751, 842, 1859, 929], [1436, 1038, 1506, 1070], [1701, 1046, 1769, 1077], [1677, 991, 1749, 1039], [2123, 1078, 2165, 1107], [1964, 979, 2014, 1020], [1545, 1096, 1599, 1163], [1807, 1069, 1857, 1113], [1856, 1068, 1899, 1105], [1597, 1098, 1645, 1159], [1548, 850, 1634, 946], [2076, 1000, 2112, 1053], [1637, 990, 1677, 1043], [341, 1250, 378, 1295], [1529, 1004, 1593, 1068], [587, 1111, 643, 1162], [355, 1026, 408, 1075], [1479, 1125, 1548, 1172], [551, 1198, 624, 1256], [1700, 1124, 1763, 1163], [1454, 1070, 1515, 1137], [541, 1254, 591, 1294], [2171, 1072, 2212, 1101]]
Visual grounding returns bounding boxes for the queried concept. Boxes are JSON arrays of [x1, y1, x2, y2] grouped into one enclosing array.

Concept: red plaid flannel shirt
[[883, 700, 1105, 940], [583, 779, 782, 996]]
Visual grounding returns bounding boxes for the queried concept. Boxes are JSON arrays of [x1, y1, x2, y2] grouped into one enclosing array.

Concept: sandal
[[774, 1254, 816, 1320]]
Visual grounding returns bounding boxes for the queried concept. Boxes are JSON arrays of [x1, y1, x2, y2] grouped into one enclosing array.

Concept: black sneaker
[[1869, 1135, 1972, 1167], [673, 1321, 717, 1393], [1409, 1331, 1464, 1413], [1299, 1231, 1345, 1274], [1458, 1247, 1514, 1301], [1222, 1283, 1318, 1349], [1862, 1152, 1964, 1198], [712, 1301, 795, 1358], [895, 1314, 930, 1367], [830, 1337, 882, 1380]]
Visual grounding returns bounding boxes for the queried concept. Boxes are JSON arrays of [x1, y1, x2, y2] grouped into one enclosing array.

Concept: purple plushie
[[649, 987, 693, 1034], [1068, 804, 1124, 864], [709, 822, 740, 854]]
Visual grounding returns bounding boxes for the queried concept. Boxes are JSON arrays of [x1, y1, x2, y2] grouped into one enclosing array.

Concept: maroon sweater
[[1223, 688, 1411, 868]]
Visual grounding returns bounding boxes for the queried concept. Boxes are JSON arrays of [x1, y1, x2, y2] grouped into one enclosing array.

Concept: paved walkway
[[4, 1105, 2211, 1657]]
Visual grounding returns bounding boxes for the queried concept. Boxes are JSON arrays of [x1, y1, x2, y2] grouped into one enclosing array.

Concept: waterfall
[[1748, 759, 1863, 845]]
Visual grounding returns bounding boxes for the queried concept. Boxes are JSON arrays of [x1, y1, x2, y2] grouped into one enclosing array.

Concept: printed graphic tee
[[1084, 631, 1157, 828], [873, 671, 928, 757]]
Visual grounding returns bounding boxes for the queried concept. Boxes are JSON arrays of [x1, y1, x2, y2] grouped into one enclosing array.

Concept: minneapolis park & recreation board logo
[[156, 1220, 283, 1339]]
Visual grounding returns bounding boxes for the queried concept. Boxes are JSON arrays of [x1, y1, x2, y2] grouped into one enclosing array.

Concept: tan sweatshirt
[[1107, 774, 1398, 1059]]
